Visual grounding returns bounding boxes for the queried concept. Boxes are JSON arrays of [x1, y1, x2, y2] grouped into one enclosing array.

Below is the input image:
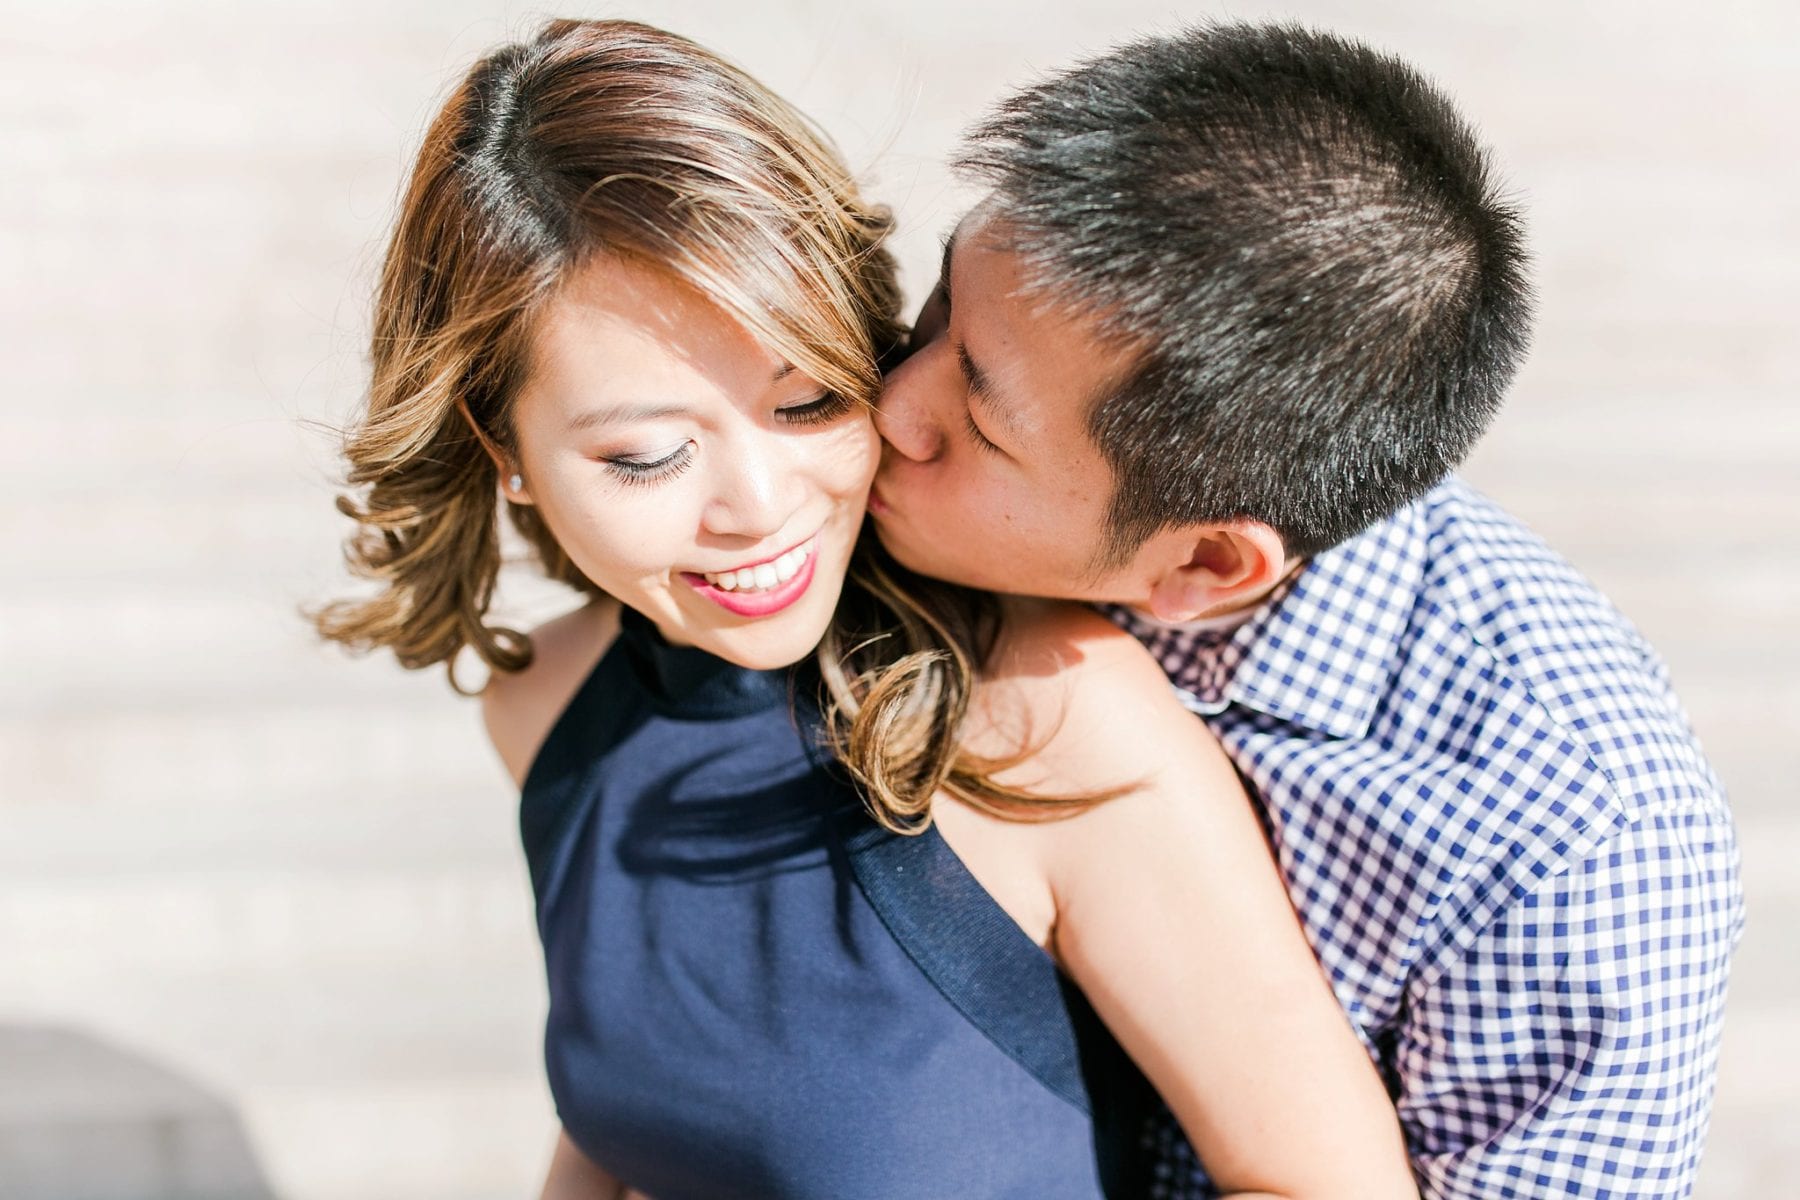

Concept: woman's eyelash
[[779, 392, 856, 426], [606, 443, 693, 486]]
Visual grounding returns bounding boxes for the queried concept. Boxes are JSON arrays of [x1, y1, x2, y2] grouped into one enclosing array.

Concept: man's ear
[[1145, 522, 1289, 623]]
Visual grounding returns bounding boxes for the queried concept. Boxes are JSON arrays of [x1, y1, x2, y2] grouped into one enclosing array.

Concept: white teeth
[[702, 539, 813, 591]]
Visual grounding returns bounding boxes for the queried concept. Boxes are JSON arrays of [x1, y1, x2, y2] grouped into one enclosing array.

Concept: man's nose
[[874, 357, 945, 464]]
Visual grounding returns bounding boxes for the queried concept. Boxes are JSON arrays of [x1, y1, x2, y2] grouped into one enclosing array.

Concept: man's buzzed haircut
[[959, 21, 1534, 564]]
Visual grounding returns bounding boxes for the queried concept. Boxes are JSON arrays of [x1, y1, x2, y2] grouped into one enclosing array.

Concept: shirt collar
[[1112, 497, 1429, 739]]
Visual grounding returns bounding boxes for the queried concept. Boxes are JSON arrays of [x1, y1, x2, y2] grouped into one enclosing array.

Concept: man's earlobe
[[1145, 522, 1288, 622]]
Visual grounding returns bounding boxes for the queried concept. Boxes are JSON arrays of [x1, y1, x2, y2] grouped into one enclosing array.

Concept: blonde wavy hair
[[309, 18, 1111, 833]]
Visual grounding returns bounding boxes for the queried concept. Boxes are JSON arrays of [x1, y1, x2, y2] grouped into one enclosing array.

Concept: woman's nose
[[874, 354, 946, 464], [702, 439, 800, 540]]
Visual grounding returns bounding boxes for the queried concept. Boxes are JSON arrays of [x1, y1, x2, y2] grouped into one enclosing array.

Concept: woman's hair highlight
[[310, 17, 1113, 833]]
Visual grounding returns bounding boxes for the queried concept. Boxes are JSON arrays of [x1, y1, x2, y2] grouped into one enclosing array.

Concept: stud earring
[[508, 473, 523, 494]]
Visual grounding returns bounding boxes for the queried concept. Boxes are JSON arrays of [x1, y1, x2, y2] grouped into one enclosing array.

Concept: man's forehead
[[941, 209, 1030, 326], [945, 201, 1014, 268], [946, 203, 1108, 334]]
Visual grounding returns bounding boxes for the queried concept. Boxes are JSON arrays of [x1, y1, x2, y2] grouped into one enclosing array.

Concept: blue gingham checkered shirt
[[1105, 476, 1745, 1199]]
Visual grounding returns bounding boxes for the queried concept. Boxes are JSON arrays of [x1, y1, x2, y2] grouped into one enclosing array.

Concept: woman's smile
[[683, 533, 820, 616]]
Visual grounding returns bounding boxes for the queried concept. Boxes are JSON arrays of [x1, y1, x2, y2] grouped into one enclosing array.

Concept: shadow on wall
[[0, 1024, 278, 1200]]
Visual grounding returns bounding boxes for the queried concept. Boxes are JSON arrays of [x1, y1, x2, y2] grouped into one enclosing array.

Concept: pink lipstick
[[681, 536, 819, 618]]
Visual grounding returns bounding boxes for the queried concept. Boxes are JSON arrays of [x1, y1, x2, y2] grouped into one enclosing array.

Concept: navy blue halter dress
[[519, 605, 1162, 1198]]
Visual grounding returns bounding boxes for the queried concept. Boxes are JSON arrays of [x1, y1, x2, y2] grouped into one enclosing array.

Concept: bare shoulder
[[987, 596, 1166, 678], [979, 599, 1257, 914], [974, 598, 1236, 795], [936, 599, 1251, 958], [479, 597, 622, 791]]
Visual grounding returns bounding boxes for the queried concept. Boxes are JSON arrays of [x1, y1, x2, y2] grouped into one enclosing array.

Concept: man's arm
[[1397, 808, 1744, 1199]]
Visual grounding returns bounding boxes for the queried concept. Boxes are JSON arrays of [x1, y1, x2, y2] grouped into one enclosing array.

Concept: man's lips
[[866, 488, 892, 517]]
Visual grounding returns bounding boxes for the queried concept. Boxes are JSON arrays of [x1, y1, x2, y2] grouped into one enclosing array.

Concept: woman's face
[[506, 255, 877, 670]]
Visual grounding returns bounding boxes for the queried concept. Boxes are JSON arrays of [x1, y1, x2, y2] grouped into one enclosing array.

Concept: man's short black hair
[[959, 21, 1534, 564]]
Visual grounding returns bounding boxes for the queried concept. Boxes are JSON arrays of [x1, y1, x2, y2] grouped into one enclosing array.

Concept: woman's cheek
[[830, 414, 881, 494], [557, 487, 685, 581]]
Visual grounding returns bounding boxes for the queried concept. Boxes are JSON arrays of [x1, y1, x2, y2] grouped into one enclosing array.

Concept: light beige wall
[[2, 2, 1794, 1196]]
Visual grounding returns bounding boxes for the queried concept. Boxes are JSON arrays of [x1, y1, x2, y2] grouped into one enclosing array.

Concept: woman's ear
[[454, 394, 534, 505], [1144, 521, 1289, 623]]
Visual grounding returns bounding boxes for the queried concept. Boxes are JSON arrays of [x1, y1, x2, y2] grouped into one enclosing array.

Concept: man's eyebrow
[[564, 402, 686, 435]]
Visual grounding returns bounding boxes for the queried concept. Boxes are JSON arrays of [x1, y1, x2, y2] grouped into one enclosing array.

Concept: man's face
[[871, 208, 1156, 603]]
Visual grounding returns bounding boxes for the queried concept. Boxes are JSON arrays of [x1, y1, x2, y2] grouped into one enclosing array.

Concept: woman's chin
[[703, 621, 829, 671], [665, 584, 834, 670]]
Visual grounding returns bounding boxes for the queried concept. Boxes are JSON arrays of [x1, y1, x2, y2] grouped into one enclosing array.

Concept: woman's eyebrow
[[564, 403, 687, 434], [563, 362, 795, 434]]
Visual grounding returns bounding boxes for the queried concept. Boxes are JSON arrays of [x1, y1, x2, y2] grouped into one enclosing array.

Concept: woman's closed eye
[[598, 391, 850, 487], [778, 391, 856, 427], [603, 442, 694, 487]]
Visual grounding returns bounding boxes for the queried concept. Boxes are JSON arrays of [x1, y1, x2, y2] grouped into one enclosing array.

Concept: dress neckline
[[617, 604, 796, 720]]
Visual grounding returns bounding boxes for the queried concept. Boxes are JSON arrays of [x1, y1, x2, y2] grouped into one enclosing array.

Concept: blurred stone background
[[1, 0, 1794, 1196]]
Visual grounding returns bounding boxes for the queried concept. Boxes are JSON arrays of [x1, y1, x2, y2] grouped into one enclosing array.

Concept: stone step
[[0, 555, 578, 724], [0, 397, 1790, 506], [0, 700, 502, 809], [7, 956, 546, 1097], [1, 522, 1792, 694], [0, 853, 537, 985], [238, 1074, 552, 1200], [0, 774, 518, 872], [0, 1025, 278, 1200], [0, 668, 1786, 845], [1702, 992, 1800, 1198], [2, 969, 554, 1200]]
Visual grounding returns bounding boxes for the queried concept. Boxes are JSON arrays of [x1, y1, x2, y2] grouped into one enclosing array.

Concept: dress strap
[[834, 809, 1092, 1114]]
